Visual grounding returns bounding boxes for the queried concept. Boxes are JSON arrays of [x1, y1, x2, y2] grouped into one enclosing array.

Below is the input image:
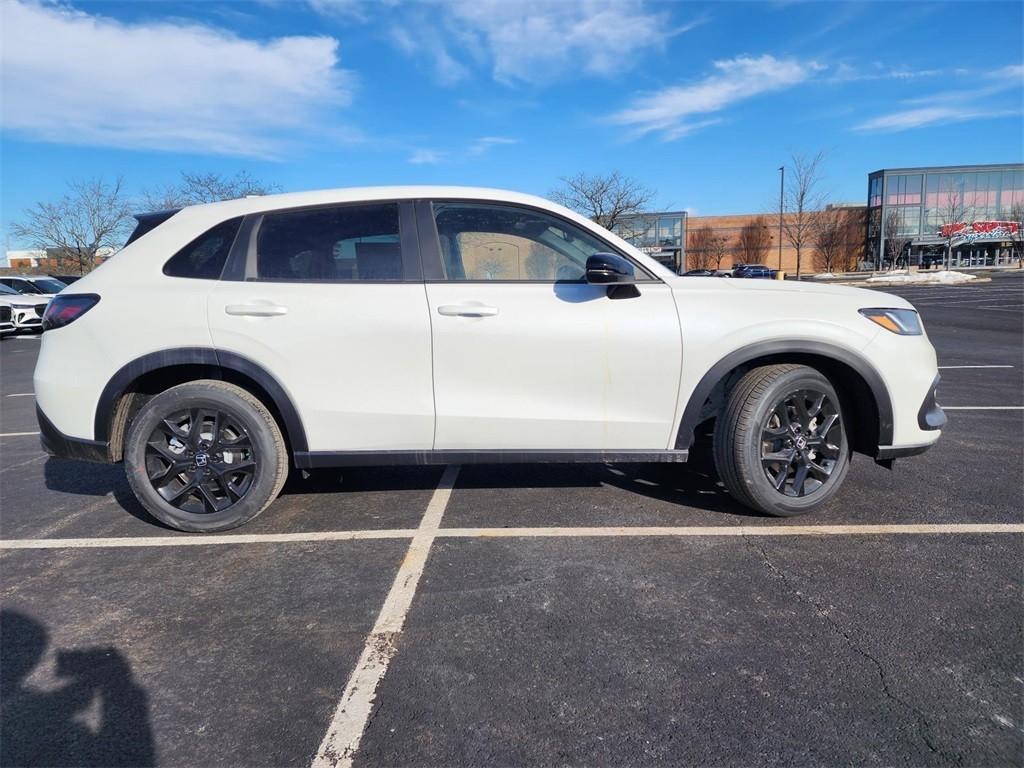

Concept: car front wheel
[[713, 364, 850, 516], [124, 380, 288, 532]]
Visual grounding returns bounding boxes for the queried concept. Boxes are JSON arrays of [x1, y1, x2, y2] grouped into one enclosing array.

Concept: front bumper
[[12, 305, 44, 329], [37, 405, 110, 463], [918, 374, 947, 431], [874, 374, 944, 463]]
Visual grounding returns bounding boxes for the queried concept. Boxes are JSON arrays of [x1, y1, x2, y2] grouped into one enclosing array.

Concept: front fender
[[673, 337, 894, 452]]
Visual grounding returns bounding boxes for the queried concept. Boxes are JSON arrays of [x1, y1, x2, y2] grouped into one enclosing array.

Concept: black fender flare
[[674, 340, 894, 451], [94, 347, 309, 452]]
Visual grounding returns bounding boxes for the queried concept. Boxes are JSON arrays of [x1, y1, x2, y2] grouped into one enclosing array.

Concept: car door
[[419, 200, 682, 451], [206, 200, 435, 454]]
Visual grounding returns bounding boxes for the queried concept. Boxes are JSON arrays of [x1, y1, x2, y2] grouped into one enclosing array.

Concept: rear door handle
[[225, 303, 289, 317], [437, 304, 499, 317]]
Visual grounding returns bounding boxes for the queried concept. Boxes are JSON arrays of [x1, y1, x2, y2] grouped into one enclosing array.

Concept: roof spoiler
[[125, 208, 182, 246]]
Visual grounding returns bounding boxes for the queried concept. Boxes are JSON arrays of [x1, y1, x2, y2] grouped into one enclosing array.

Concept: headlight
[[859, 308, 922, 335]]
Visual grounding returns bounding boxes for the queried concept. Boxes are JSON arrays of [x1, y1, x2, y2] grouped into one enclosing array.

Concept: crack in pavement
[[744, 534, 963, 766]]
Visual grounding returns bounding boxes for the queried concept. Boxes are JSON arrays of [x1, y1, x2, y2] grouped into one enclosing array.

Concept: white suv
[[34, 187, 944, 531]]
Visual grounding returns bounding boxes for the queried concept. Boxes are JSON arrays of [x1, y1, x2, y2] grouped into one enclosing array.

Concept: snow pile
[[814, 273, 846, 279], [865, 270, 977, 285]]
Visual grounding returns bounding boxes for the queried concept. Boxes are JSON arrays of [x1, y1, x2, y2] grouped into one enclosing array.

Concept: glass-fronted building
[[866, 164, 1023, 268], [609, 211, 686, 273]]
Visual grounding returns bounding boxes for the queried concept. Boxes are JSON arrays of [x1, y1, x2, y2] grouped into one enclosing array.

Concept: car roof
[[5, 275, 59, 280], [172, 185, 578, 218]]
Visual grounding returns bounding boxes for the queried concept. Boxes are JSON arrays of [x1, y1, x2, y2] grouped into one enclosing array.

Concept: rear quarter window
[[163, 217, 242, 280]]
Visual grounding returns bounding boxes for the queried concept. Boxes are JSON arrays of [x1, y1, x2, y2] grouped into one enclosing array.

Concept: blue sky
[[2, 0, 1022, 249]]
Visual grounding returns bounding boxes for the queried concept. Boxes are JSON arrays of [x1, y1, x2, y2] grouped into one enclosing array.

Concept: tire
[[124, 380, 288, 532], [713, 364, 850, 517]]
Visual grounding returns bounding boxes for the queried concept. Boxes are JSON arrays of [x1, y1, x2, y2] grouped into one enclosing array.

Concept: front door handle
[[437, 304, 499, 317], [225, 303, 289, 317]]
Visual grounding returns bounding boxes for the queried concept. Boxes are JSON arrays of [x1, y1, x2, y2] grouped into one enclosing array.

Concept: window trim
[[416, 198, 661, 284], [220, 199, 421, 284]]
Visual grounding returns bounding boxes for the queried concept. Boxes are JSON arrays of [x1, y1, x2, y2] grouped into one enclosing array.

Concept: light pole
[[778, 166, 784, 271]]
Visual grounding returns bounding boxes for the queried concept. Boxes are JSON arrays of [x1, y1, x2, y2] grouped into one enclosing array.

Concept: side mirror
[[585, 253, 635, 284]]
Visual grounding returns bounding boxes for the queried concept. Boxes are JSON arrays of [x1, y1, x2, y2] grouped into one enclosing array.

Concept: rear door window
[[253, 203, 403, 282]]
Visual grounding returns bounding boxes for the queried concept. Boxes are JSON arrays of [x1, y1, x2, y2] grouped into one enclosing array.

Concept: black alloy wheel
[[124, 380, 288, 532], [713, 364, 851, 517], [760, 389, 842, 497], [144, 407, 257, 514]]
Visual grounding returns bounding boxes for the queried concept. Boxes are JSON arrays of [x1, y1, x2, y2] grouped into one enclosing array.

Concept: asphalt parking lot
[[2, 272, 1022, 768]]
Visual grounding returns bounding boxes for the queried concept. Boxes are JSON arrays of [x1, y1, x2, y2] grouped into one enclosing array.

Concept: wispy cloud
[[853, 64, 1023, 132], [381, 0, 699, 85], [608, 55, 822, 140], [0, 0, 355, 158], [468, 136, 519, 156], [408, 149, 445, 165], [409, 136, 518, 164], [828, 62, 944, 83]]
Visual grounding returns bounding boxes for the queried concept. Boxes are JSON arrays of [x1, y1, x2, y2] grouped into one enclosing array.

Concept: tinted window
[[1, 279, 39, 294], [164, 217, 241, 279], [432, 202, 618, 282], [30, 278, 66, 293], [254, 204, 402, 282]]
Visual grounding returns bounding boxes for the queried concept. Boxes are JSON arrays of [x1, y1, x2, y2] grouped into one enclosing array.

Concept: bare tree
[[736, 216, 772, 264], [812, 209, 842, 274], [781, 152, 827, 279], [708, 231, 732, 271], [838, 208, 866, 272], [525, 243, 556, 279], [141, 171, 278, 210], [934, 178, 975, 270], [11, 177, 133, 275], [883, 208, 913, 270], [686, 225, 730, 271], [549, 171, 656, 231], [477, 258, 507, 280]]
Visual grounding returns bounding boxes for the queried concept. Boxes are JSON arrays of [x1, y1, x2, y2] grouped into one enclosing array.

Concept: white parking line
[[438, 523, 1024, 538], [0, 530, 418, 549], [943, 406, 1024, 410], [0, 431, 40, 437], [937, 365, 1014, 369], [914, 298, 1022, 306], [312, 464, 461, 768], [5, 393, 34, 397], [4, 521, 1021, 551]]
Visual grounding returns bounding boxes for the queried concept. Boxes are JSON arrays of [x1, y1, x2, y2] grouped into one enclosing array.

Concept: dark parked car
[[733, 264, 776, 279]]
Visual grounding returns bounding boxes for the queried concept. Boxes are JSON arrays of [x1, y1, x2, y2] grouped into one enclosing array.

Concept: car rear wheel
[[713, 364, 850, 516], [124, 380, 288, 532]]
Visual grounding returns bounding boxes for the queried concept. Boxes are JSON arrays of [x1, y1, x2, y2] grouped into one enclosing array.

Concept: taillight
[[42, 294, 100, 331]]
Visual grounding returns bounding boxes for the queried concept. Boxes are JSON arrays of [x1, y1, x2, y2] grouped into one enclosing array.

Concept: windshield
[[0, 284, 18, 295], [30, 278, 66, 293]]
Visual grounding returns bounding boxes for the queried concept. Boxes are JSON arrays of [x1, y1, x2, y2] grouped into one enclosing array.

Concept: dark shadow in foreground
[[0, 609, 155, 767]]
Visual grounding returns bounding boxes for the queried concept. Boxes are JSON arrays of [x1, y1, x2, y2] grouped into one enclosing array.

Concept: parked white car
[[0, 283, 48, 332], [34, 187, 944, 531], [0, 301, 14, 337], [0, 275, 67, 298]]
